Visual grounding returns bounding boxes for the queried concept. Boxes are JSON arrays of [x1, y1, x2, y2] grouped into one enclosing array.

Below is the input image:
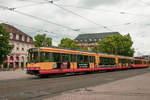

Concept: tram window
[[135, 60, 142, 64], [119, 59, 129, 63], [50, 53, 53, 62], [53, 53, 61, 62], [70, 54, 76, 62], [28, 51, 39, 63], [131, 60, 134, 64], [84, 56, 88, 63], [111, 58, 115, 64], [40, 52, 50, 62], [77, 55, 84, 63], [89, 56, 92, 62], [99, 57, 116, 65], [103, 58, 107, 64], [128, 60, 131, 63], [62, 54, 70, 62], [89, 56, 95, 63], [93, 56, 95, 63]]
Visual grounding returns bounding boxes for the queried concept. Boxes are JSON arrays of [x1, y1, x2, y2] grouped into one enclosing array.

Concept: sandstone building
[[1, 23, 34, 70]]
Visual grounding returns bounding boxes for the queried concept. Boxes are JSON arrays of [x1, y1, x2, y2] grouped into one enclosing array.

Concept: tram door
[[70, 54, 77, 70]]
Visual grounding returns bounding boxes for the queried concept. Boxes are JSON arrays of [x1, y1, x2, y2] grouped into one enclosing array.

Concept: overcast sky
[[0, 0, 150, 56]]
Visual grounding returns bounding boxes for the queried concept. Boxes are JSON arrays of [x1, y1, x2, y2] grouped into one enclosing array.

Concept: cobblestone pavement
[[0, 68, 150, 100], [0, 69, 34, 81], [44, 70, 150, 100]]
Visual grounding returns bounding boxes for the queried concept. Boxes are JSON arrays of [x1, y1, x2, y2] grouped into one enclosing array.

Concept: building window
[[25, 36, 27, 42], [19, 35, 22, 40], [10, 33, 13, 39], [89, 39, 92, 41], [84, 39, 87, 42], [16, 47, 19, 51], [16, 34, 19, 40], [22, 36, 25, 41], [27, 37, 30, 42]]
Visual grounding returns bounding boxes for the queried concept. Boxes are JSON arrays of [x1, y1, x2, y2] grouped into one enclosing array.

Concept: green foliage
[[92, 34, 135, 57], [0, 24, 14, 64], [59, 38, 80, 49], [34, 34, 52, 47], [80, 46, 89, 51]]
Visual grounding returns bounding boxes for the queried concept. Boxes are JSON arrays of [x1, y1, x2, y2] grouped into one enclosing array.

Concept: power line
[[56, 4, 150, 17], [0, 19, 75, 38], [13, 0, 150, 17], [14, 0, 61, 9], [0, 4, 84, 34], [47, 1, 113, 31], [0, 19, 45, 36], [11, 0, 150, 17]]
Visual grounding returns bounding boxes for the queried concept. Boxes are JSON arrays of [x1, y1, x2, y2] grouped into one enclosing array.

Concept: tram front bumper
[[27, 67, 40, 75]]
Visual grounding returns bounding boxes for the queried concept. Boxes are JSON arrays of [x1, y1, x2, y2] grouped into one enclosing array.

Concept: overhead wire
[[11, 0, 149, 17], [2, 0, 144, 34], [0, 4, 84, 35], [46, 1, 113, 31], [0, 19, 76, 38], [4, 0, 147, 31], [74, 16, 139, 31], [5, 0, 112, 31], [14, 0, 61, 9], [0, 19, 46, 36], [56, 4, 150, 17]]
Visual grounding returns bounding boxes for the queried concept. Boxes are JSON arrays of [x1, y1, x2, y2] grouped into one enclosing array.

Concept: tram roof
[[30, 46, 135, 59]]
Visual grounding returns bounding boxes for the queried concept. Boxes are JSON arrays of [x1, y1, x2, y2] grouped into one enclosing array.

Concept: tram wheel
[[38, 74, 49, 78]]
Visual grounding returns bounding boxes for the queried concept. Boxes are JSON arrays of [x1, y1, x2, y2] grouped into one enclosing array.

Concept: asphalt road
[[0, 67, 150, 100]]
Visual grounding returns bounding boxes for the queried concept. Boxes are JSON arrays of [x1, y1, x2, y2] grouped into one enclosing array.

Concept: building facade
[[1, 23, 34, 70], [75, 32, 120, 50]]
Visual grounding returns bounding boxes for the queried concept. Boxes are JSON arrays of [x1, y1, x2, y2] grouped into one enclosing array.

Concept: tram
[[26, 47, 149, 76]]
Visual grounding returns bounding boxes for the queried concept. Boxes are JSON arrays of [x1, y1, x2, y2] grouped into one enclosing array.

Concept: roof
[[1, 23, 32, 38], [75, 32, 120, 43], [1, 23, 34, 44]]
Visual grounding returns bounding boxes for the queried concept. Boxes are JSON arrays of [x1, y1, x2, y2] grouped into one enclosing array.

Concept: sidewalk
[[0, 69, 34, 81], [45, 72, 150, 100]]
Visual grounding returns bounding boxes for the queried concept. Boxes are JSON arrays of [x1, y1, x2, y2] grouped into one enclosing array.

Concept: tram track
[[0, 67, 150, 100]]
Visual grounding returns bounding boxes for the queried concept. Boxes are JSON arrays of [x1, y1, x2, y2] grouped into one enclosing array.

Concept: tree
[[34, 34, 52, 47], [0, 24, 14, 64], [92, 34, 135, 57], [59, 38, 80, 49], [81, 46, 89, 51]]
